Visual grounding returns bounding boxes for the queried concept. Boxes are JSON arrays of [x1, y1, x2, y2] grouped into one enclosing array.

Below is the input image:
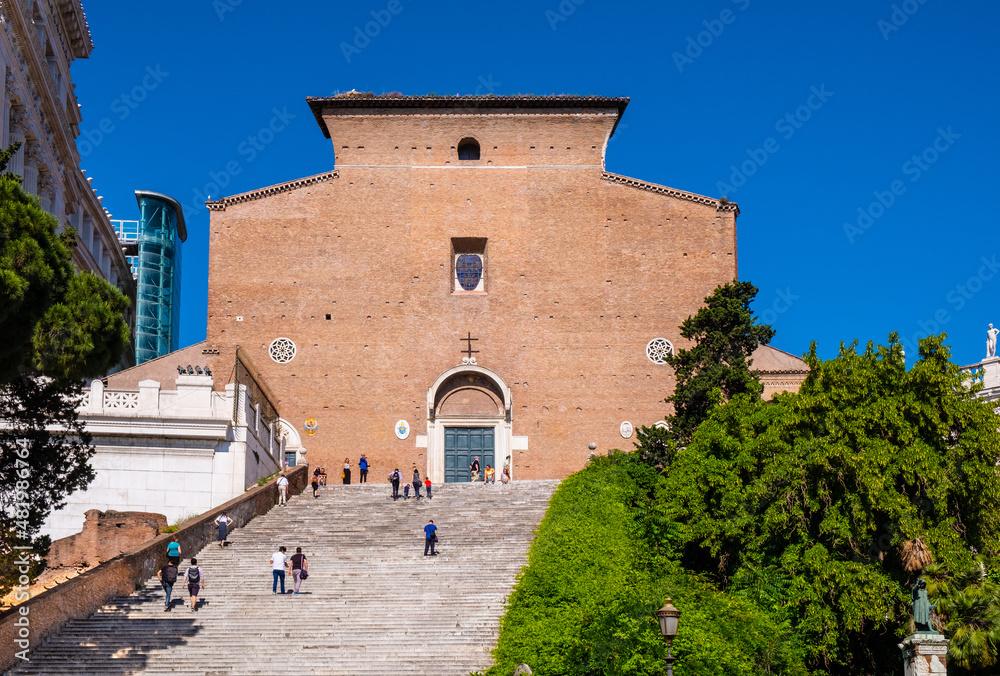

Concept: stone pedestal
[[981, 356, 1000, 389], [899, 633, 948, 675]]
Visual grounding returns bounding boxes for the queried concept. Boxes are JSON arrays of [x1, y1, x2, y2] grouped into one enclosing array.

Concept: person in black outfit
[[412, 467, 422, 498], [389, 468, 401, 500], [470, 456, 480, 482], [424, 520, 437, 556]]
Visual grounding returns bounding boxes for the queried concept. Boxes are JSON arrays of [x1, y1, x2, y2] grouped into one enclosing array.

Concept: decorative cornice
[[206, 170, 339, 211], [308, 94, 630, 139], [601, 172, 739, 215], [54, 0, 93, 58]]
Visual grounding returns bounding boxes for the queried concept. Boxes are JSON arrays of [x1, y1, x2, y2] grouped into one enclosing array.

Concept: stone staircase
[[8, 480, 558, 676]]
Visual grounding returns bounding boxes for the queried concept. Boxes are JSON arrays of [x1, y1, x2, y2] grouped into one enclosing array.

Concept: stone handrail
[[0, 465, 309, 672]]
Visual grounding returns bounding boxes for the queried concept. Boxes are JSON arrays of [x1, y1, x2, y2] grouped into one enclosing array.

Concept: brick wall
[[47, 510, 169, 569], [205, 100, 738, 480]]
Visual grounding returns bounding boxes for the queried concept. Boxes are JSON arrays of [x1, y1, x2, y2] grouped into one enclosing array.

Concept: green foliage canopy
[[658, 333, 1000, 672], [0, 144, 130, 383]]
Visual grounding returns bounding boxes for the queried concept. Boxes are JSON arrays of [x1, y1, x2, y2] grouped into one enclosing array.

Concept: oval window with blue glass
[[456, 254, 483, 291]]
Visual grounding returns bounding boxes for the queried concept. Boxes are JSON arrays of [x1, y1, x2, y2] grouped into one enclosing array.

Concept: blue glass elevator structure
[[134, 191, 186, 365]]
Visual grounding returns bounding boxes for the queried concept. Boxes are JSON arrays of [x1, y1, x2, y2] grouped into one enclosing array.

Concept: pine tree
[[0, 142, 130, 383], [663, 281, 775, 442]]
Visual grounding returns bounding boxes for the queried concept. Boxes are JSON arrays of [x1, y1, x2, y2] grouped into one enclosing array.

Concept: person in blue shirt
[[166, 537, 181, 565], [424, 520, 437, 556], [359, 455, 369, 484]]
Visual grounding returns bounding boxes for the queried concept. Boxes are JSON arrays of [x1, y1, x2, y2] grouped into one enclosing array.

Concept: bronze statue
[[912, 579, 938, 633]]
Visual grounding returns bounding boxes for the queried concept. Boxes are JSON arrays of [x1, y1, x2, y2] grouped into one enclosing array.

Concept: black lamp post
[[656, 598, 681, 675]]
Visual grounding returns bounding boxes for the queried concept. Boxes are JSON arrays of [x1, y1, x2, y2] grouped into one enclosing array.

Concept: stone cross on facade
[[461, 332, 479, 365]]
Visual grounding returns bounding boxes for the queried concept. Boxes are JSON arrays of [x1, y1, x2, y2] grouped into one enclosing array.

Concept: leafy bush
[[482, 453, 807, 676]]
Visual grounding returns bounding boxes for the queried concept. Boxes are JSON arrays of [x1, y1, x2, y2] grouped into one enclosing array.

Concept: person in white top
[[277, 474, 289, 505], [270, 546, 289, 594]]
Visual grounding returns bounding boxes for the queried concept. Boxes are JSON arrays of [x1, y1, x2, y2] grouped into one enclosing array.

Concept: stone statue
[[912, 579, 938, 633], [988, 323, 999, 358]]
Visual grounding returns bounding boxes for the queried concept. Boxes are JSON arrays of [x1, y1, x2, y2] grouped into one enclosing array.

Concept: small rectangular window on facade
[[451, 237, 487, 294]]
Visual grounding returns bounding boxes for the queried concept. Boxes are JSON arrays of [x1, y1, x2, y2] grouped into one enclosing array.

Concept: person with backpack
[[157, 560, 179, 611], [389, 468, 401, 500], [424, 520, 438, 556], [359, 455, 369, 484], [412, 467, 422, 499], [183, 558, 205, 611], [290, 547, 309, 594], [470, 456, 480, 482], [311, 471, 320, 499]]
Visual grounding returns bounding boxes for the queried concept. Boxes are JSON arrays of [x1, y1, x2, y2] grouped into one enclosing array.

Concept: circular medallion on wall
[[395, 419, 410, 440], [646, 338, 674, 364], [304, 418, 318, 436], [269, 337, 297, 363], [620, 421, 634, 439]]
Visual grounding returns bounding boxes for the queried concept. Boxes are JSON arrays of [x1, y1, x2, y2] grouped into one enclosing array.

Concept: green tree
[[0, 142, 130, 383], [663, 282, 775, 443], [0, 375, 94, 599], [657, 333, 1000, 673]]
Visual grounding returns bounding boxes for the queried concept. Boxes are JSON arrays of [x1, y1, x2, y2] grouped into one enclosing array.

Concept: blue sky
[[74, 0, 999, 366]]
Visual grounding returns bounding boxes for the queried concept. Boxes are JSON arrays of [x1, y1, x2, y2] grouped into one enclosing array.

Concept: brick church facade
[[201, 94, 741, 481]]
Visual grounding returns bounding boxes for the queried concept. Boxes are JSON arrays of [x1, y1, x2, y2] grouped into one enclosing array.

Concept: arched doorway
[[426, 365, 512, 483]]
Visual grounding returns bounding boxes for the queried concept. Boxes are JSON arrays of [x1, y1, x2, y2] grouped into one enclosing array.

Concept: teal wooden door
[[444, 427, 495, 482]]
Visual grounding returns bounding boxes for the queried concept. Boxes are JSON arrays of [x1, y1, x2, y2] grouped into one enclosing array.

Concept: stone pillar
[[137, 379, 160, 414], [899, 633, 948, 675], [173, 374, 214, 415], [86, 378, 104, 414]]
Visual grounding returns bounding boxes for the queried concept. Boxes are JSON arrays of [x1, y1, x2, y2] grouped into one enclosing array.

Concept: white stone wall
[[40, 375, 294, 541]]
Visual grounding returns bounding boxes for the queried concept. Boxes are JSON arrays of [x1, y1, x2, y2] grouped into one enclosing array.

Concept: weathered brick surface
[[204, 99, 738, 479], [46, 510, 168, 569]]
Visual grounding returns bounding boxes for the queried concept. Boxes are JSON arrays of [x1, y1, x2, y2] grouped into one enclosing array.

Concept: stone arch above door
[[427, 365, 511, 422]]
